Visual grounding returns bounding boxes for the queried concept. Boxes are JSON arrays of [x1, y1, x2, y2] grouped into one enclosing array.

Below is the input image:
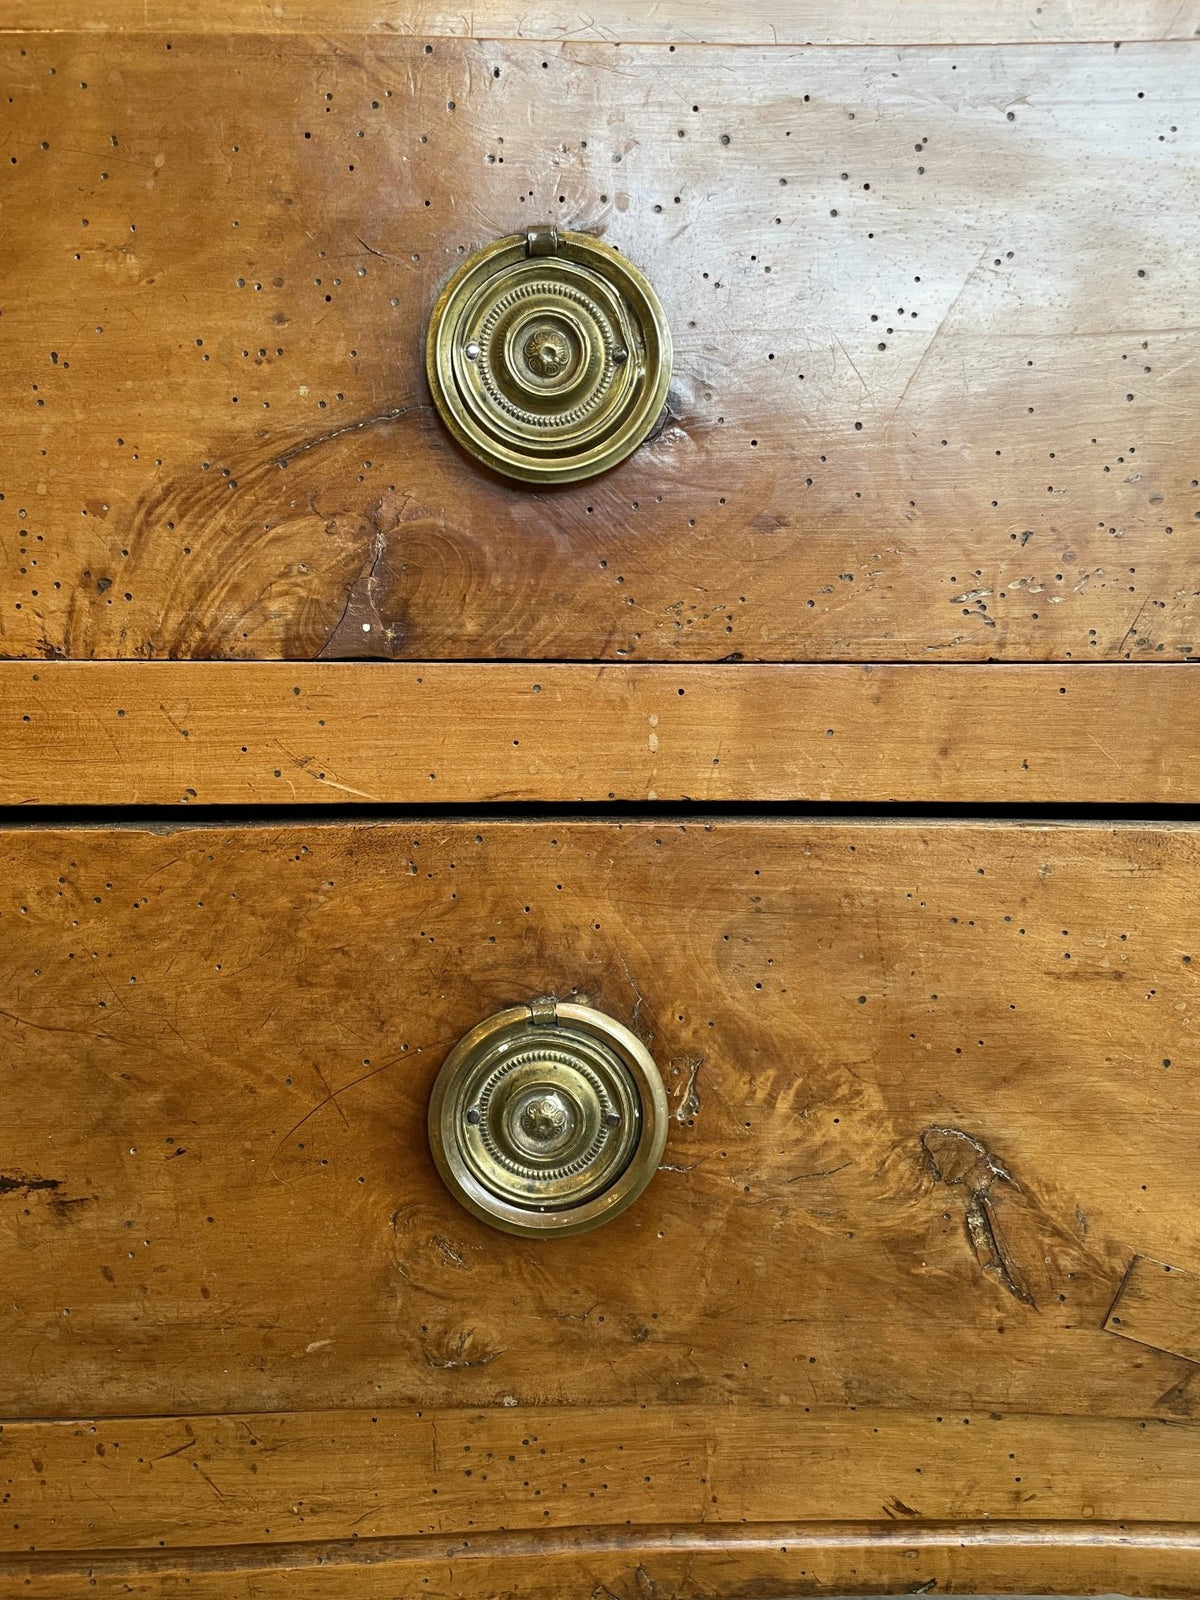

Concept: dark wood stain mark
[[0, 1171, 62, 1198]]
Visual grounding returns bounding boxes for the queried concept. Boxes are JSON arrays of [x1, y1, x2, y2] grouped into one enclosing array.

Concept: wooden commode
[[0, 3, 1198, 1595]]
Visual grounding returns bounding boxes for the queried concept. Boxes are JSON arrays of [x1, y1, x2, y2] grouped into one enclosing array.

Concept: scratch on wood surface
[[269, 1053, 409, 1176], [1154, 1366, 1200, 1414], [317, 513, 398, 664], [150, 1437, 196, 1463], [1105, 1254, 1200, 1366], [617, 950, 650, 1039], [312, 1062, 351, 1131], [1086, 731, 1124, 771], [1116, 595, 1152, 656], [833, 332, 871, 398], [193, 1464, 226, 1501], [786, 1161, 851, 1183], [275, 402, 424, 468], [886, 243, 991, 425], [354, 234, 405, 262], [0, 1006, 127, 1042]]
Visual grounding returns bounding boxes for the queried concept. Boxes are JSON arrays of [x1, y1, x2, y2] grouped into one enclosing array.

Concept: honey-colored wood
[[1, 661, 1196, 804], [4, 6, 1197, 1592], [3, 820, 1197, 1423], [3, 1405, 1200, 1550], [3, 1, 1197, 43], [2, 35, 1197, 661], [4, 819, 1199, 1592], [1106, 1254, 1200, 1365], [11, 1525, 1200, 1600]]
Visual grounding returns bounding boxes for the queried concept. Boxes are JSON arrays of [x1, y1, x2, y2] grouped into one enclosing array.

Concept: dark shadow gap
[[5, 656, 1199, 666], [0, 800, 1197, 829]]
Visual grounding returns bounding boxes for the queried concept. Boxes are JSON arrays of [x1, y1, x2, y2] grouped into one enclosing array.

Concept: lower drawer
[[2, 819, 1198, 1596]]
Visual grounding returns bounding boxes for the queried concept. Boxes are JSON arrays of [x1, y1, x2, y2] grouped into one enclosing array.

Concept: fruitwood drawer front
[[2, 23, 1198, 661], [2, 819, 1199, 1597]]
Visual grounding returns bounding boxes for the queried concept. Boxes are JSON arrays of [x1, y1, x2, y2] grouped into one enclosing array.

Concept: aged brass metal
[[427, 997, 668, 1236], [425, 227, 672, 484]]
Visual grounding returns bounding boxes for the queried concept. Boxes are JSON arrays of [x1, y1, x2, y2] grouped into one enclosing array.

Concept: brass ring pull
[[427, 997, 668, 1237], [425, 226, 672, 484]]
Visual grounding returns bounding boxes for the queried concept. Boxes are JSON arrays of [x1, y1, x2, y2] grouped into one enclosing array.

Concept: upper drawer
[[2, 23, 1196, 661]]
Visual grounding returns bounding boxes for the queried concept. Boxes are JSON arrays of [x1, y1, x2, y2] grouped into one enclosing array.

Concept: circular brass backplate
[[428, 998, 668, 1237], [425, 227, 672, 484]]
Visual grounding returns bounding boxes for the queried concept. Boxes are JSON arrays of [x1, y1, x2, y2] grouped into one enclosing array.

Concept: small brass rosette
[[427, 998, 668, 1236], [425, 227, 672, 484]]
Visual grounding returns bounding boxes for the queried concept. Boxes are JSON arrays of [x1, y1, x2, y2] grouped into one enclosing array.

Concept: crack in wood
[[920, 1126, 1035, 1308]]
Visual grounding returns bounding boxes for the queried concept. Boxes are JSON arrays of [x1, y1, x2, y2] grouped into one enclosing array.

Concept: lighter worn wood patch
[[9, 1523, 1200, 1600], [4, 2, 1199, 41]]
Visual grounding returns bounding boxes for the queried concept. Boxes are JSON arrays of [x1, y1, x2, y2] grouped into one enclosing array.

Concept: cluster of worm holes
[[0, 44, 1192, 1531], [12, 1411, 1120, 1539], [4, 827, 1185, 1407], [2, 42, 1196, 656]]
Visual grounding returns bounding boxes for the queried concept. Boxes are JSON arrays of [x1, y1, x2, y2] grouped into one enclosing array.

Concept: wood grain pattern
[[11, 1524, 1200, 1600], [4, 1, 1198, 44], [3, 1406, 1200, 1550], [3, 820, 1198, 1421], [1106, 1254, 1200, 1364], [5, 10, 1198, 1589], [1, 662, 1197, 805], [2, 35, 1197, 661]]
